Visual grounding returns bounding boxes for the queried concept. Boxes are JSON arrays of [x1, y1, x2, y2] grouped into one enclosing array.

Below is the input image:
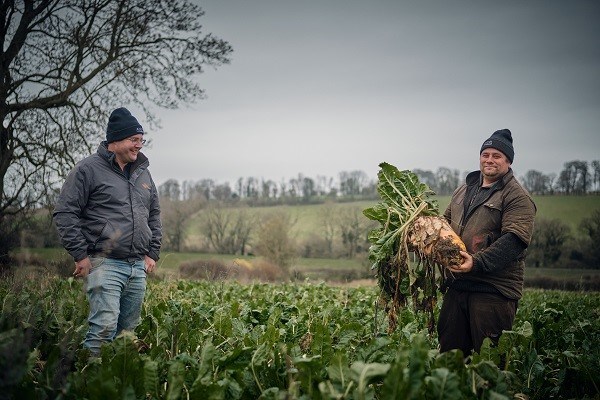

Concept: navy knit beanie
[[106, 108, 144, 143], [480, 129, 514, 163]]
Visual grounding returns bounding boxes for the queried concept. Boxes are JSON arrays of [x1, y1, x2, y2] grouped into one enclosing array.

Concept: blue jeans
[[84, 257, 146, 355]]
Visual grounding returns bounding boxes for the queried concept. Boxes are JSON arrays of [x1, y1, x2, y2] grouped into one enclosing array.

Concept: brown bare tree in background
[[160, 198, 204, 252], [557, 161, 589, 194], [521, 170, 556, 195], [204, 206, 254, 255], [255, 211, 297, 274], [338, 206, 372, 259], [0, 0, 232, 266], [319, 205, 337, 257], [591, 161, 600, 193]]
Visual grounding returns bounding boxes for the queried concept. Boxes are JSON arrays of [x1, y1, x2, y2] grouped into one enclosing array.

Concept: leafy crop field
[[1, 276, 599, 399]]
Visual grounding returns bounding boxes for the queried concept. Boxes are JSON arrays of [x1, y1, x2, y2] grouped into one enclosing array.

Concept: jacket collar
[[97, 141, 149, 172], [465, 168, 514, 189]]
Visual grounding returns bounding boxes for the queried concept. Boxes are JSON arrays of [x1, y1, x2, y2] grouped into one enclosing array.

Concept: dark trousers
[[437, 287, 517, 356]]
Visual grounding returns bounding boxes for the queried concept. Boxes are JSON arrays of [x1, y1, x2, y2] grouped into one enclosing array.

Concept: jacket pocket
[[92, 220, 122, 253], [88, 220, 108, 249], [483, 202, 502, 227]]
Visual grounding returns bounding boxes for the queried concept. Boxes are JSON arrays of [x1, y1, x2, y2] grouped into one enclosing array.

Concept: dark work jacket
[[443, 169, 536, 300], [53, 142, 162, 262]]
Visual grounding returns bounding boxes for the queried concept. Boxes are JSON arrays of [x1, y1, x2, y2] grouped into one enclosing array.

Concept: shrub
[[579, 209, 600, 267], [254, 212, 297, 274], [178, 259, 235, 281], [246, 259, 284, 282], [178, 258, 287, 283], [525, 275, 600, 291], [528, 218, 571, 267], [48, 257, 75, 278], [12, 252, 47, 267], [299, 237, 332, 258]]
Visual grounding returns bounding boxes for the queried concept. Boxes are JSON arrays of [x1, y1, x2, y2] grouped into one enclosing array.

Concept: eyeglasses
[[126, 137, 147, 145]]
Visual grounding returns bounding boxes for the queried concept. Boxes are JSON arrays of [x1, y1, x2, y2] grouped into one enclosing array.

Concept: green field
[[2, 277, 599, 399], [5, 196, 599, 398]]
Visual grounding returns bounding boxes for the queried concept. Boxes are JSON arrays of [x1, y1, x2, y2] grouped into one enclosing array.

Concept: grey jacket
[[53, 142, 162, 262]]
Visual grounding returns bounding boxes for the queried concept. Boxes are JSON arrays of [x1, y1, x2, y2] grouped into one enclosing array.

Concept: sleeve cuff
[[471, 254, 482, 273]]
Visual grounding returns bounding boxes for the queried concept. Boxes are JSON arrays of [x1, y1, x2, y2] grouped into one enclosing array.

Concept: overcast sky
[[141, 1, 600, 187]]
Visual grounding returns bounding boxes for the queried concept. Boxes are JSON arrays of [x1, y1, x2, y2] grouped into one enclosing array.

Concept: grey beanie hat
[[480, 129, 514, 163], [106, 107, 144, 143]]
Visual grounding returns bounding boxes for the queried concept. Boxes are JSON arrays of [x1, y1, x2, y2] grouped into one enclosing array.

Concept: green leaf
[[166, 360, 186, 400], [381, 335, 428, 399], [432, 350, 469, 385], [350, 361, 391, 397], [327, 352, 351, 386], [311, 320, 333, 361], [424, 368, 462, 400], [294, 355, 324, 397], [191, 340, 217, 394], [143, 360, 159, 398], [363, 203, 389, 222], [0, 329, 30, 388]]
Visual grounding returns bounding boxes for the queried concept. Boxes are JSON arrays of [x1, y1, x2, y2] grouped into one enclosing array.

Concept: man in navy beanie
[[53, 107, 162, 358], [437, 129, 536, 361]]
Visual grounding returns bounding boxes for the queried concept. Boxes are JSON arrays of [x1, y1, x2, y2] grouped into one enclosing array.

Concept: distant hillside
[[184, 195, 600, 251]]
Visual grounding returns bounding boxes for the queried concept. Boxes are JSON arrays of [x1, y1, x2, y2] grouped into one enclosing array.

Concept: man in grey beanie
[[437, 129, 536, 360], [53, 107, 162, 357]]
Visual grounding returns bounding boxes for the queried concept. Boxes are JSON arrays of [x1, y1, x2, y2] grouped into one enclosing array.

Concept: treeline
[[158, 170, 379, 205], [158, 168, 462, 204], [158, 160, 600, 204], [158, 167, 460, 206], [522, 160, 600, 195]]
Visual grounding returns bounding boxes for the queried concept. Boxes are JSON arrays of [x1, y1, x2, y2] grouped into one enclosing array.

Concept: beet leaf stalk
[[363, 162, 466, 334]]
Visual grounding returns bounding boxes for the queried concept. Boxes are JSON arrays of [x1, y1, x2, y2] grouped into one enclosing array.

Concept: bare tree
[[244, 177, 259, 199], [557, 161, 589, 194], [301, 175, 315, 202], [235, 178, 244, 199], [0, 0, 232, 265], [338, 206, 371, 259], [213, 182, 233, 202], [287, 176, 300, 198], [315, 174, 335, 197], [204, 206, 254, 255], [160, 198, 203, 252], [413, 169, 437, 193], [521, 170, 554, 195], [158, 179, 182, 202], [319, 205, 337, 257], [278, 179, 288, 200], [591, 160, 600, 193], [261, 179, 276, 199], [339, 170, 370, 196], [254, 211, 297, 274], [436, 167, 460, 195]]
